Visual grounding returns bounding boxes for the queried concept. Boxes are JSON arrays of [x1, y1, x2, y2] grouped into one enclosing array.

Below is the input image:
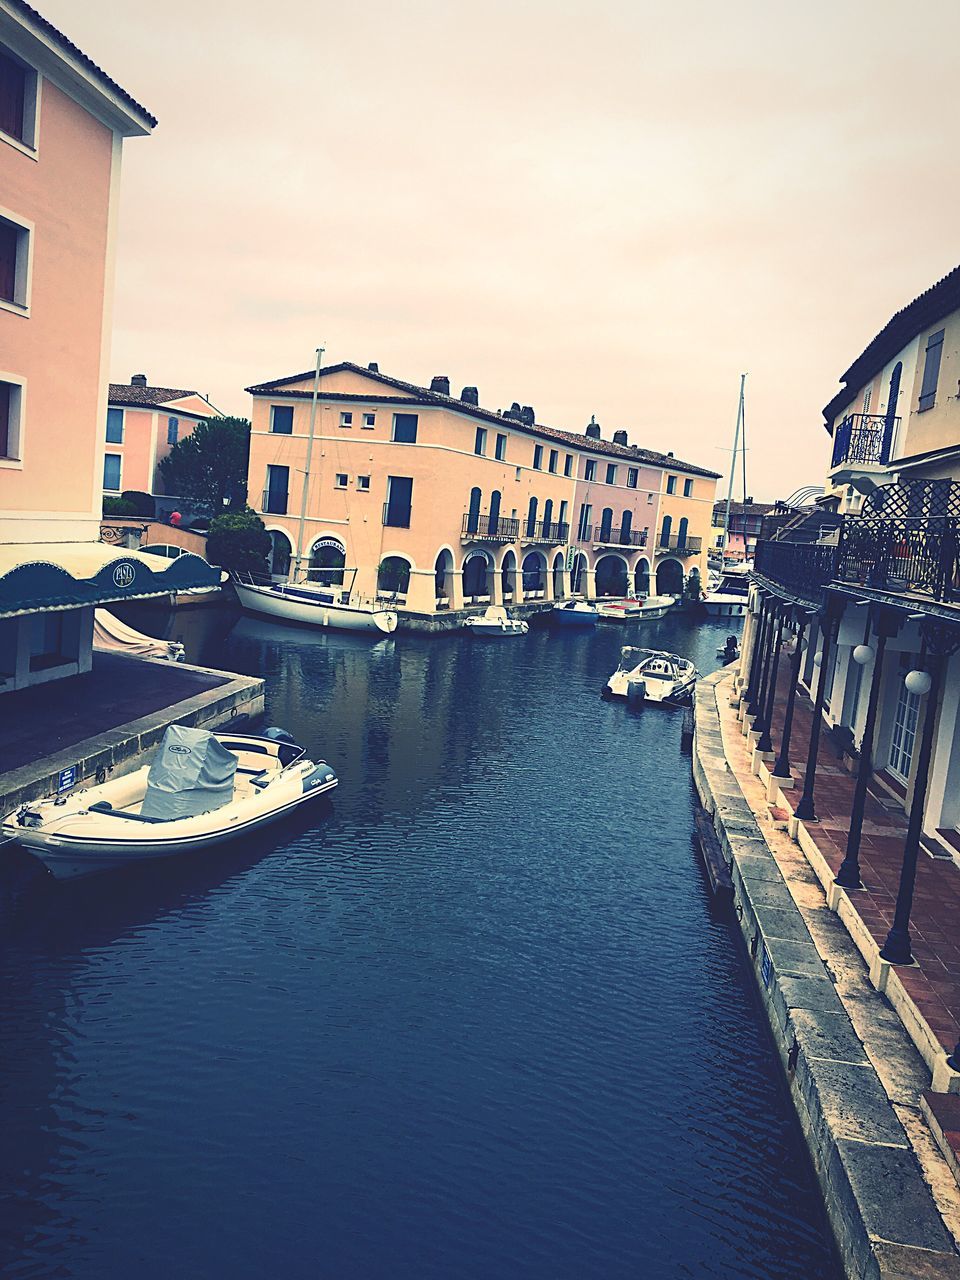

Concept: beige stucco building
[[245, 361, 720, 615]]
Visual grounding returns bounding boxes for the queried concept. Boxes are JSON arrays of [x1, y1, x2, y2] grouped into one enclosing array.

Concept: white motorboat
[[93, 608, 185, 661], [702, 569, 750, 617], [605, 647, 699, 704], [595, 595, 675, 622], [464, 605, 529, 637], [234, 576, 397, 635], [550, 600, 599, 628], [3, 725, 338, 880]]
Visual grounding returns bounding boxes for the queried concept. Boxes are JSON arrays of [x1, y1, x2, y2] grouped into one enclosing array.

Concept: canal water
[[0, 610, 841, 1279]]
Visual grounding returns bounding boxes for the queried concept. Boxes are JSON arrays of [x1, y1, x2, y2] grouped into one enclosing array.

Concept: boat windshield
[[716, 576, 750, 596], [618, 646, 653, 671]]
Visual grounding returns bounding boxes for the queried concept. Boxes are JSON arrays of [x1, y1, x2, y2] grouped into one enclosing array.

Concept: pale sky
[[48, 0, 960, 501]]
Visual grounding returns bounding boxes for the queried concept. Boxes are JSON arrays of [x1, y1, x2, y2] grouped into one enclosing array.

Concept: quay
[[695, 665, 960, 1279]]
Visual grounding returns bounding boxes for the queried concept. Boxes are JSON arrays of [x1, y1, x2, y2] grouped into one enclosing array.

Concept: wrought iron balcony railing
[[261, 488, 289, 515], [754, 539, 840, 604], [461, 513, 521, 540], [522, 520, 570, 544], [383, 502, 412, 529], [658, 534, 702, 554], [837, 516, 960, 603], [830, 413, 899, 469], [592, 526, 648, 548]]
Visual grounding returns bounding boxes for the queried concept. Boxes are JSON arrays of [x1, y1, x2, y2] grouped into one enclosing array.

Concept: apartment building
[[103, 374, 220, 497]]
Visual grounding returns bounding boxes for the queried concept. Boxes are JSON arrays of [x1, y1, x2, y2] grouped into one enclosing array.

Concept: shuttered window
[[0, 218, 18, 303], [918, 330, 944, 411], [0, 46, 26, 142], [0, 381, 10, 458]]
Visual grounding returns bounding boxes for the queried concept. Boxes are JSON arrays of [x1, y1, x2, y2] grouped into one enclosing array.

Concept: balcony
[[830, 412, 898, 484], [461, 513, 520, 542], [522, 520, 569, 545], [837, 516, 960, 604], [657, 534, 702, 555], [753, 538, 840, 605], [590, 526, 648, 550]]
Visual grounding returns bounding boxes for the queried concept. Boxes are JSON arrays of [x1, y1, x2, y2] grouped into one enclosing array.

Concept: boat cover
[[93, 608, 183, 660], [140, 725, 238, 820]]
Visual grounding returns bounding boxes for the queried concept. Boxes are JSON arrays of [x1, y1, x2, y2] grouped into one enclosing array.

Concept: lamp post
[[794, 597, 843, 823], [881, 621, 960, 964], [835, 608, 899, 890]]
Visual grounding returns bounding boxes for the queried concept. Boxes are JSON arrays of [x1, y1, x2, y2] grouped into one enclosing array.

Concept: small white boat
[[93, 608, 185, 661], [595, 595, 675, 622], [605, 647, 698, 704], [550, 600, 599, 628], [464, 605, 529, 637], [234, 576, 397, 635], [3, 725, 338, 880], [702, 569, 750, 617]]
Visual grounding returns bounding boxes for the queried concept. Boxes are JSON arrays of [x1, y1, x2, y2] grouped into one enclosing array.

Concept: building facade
[[103, 375, 220, 497], [0, 2, 216, 692], [245, 362, 719, 613], [710, 500, 779, 563]]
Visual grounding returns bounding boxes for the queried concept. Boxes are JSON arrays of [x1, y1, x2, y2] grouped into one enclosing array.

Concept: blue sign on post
[[760, 943, 772, 988], [57, 766, 77, 793]]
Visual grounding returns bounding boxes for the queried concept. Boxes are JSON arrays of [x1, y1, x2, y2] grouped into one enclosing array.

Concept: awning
[[0, 542, 221, 619]]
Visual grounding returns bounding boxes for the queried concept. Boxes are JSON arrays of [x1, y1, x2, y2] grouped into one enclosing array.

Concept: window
[[862, 386, 872, 414], [605, 463, 617, 485], [475, 426, 487, 456], [585, 459, 597, 482], [340, 411, 353, 427], [363, 412, 376, 429], [335, 473, 348, 488], [889, 666, 921, 781], [103, 453, 122, 491], [683, 478, 693, 497], [533, 444, 543, 470], [526, 496, 538, 537], [0, 44, 38, 149], [357, 475, 370, 491], [549, 449, 558, 474], [918, 329, 945, 412], [384, 476, 413, 527], [627, 467, 638, 489], [264, 464, 289, 514], [666, 475, 677, 494], [577, 502, 592, 540], [0, 378, 23, 460], [0, 213, 30, 310], [270, 405, 293, 434], [393, 413, 418, 443], [660, 514, 672, 544], [495, 432, 507, 461], [105, 407, 124, 444], [167, 416, 179, 445], [558, 500, 568, 528], [647, 492, 653, 503], [564, 453, 573, 477]]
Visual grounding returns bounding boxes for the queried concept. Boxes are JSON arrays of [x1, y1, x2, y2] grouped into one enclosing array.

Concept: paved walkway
[[758, 661, 960, 1060]]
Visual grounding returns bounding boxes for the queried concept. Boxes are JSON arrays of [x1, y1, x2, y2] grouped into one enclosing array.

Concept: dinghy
[[463, 605, 529, 637], [3, 725, 338, 880], [549, 600, 599, 628], [604, 647, 698, 704]]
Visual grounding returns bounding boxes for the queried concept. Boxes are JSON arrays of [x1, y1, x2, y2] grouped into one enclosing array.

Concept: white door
[[888, 678, 921, 784]]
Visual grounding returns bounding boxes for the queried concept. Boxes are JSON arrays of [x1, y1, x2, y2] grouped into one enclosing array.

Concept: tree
[[205, 508, 271, 576], [158, 416, 251, 513]]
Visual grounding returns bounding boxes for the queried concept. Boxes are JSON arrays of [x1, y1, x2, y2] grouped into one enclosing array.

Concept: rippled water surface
[[0, 610, 841, 1279]]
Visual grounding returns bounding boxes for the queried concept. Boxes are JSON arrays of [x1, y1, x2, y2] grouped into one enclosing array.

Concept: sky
[[47, 0, 960, 501]]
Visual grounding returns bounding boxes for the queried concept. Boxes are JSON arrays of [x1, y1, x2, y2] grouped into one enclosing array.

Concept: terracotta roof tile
[[246, 362, 722, 479], [108, 383, 206, 410]]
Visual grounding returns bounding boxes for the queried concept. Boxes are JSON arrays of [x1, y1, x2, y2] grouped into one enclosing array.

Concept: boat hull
[[550, 607, 598, 627], [234, 581, 397, 634], [702, 597, 748, 617]]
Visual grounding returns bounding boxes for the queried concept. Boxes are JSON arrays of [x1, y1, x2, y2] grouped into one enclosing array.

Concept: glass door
[[888, 675, 921, 784]]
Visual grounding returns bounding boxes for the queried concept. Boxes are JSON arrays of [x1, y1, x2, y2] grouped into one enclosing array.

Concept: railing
[[461, 512, 520, 540], [590, 526, 648, 548], [830, 413, 898, 469], [383, 503, 412, 529], [658, 534, 702, 554], [99, 522, 147, 546], [262, 488, 288, 515], [837, 516, 960, 603], [523, 520, 569, 544], [754, 539, 841, 604]]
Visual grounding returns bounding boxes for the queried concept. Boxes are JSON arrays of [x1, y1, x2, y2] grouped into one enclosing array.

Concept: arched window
[[621, 510, 632, 541], [542, 498, 553, 533], [489, 489, 501, 530], [309, 537, 346, 586], [660, 514, 672, 547], [677, 516, 688, 547], [467, 487, 482, 535], [269, 529, 292, 577], [378, 556, 411, 597], [883, 362, 902, 463], [600, 507, 614, 540], [526, 497, 538, 538]]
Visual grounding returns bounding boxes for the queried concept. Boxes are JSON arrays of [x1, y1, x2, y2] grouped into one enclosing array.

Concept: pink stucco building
[[103, 375, 220, 497], [245, 361, 719, 614]]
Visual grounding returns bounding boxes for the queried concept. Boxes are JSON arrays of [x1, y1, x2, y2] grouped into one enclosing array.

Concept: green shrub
[[205, 508, 271, 575], [103, 496, 138, 517], [121, 490, 156, 517]]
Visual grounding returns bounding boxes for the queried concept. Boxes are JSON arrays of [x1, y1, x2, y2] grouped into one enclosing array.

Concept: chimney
[[585, 414, 601, 440], [504, 402, 523, 421], [667, 450, 674, 457], [460, 386, 479, 405], [612, 429, 628, 446], [520, 405, 535, 425], [430, 375, 450, 395], [368, 362, 379, 372], [131, 373, 147, 387]]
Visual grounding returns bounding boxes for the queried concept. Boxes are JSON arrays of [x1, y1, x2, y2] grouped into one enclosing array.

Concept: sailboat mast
[[294, 346, 324, 580], [721, 373, 746, 560]]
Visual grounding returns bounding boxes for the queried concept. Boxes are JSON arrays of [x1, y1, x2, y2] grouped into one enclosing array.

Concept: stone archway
[[521, 550, 547, 596], [552, 551, 566, 599], [462, 550, 492, 601], [594, 554, 628, 597], [269, 529, 292, 578], [571, 552, 588, 595], [501, 549, 518, 601], [656, 557, 684, 596], [378, 555, 412, 597], [634, 556, 650, 596], [309, 536, 345, 586], [434, 548, 454, 603]]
